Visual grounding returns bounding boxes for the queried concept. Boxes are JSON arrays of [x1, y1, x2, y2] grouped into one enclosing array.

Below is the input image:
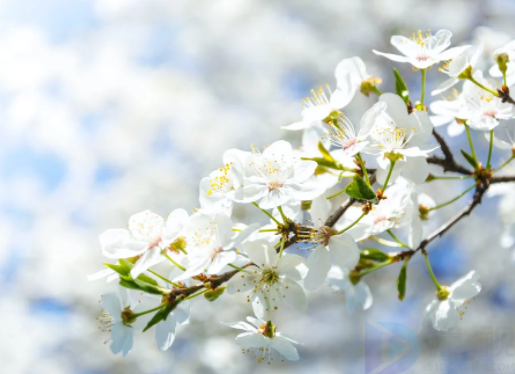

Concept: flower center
[[268, 180, 284, 191], [261, 268, 279, 285], [206, 163, 234, 197]]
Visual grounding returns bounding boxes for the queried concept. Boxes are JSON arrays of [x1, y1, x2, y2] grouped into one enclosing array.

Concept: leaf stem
[[486, 130, 494, 170], [357, 153, 370, 186], [148, 269, 181, 288], [252, 202, 281, 225], [164, 253, 186, 271], [420, 68, 427, 107], [428, 183, 477, 211], [338, 212, 366, 234], [423, 251, 442, 291], [387, 230, 409, 248], [464, 124, 479, 167], [467, 76, 500, 97], [381, 160, 397, 193]]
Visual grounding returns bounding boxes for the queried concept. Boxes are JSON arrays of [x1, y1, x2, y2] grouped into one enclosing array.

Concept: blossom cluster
[[91, 29, 515, 362]]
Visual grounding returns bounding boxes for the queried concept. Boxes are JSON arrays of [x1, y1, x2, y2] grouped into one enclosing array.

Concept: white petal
[[282, 120, 310, 131], [235, 332, 267, 349], [110, 323, 134, 357], [402, 157, 429, 184], [87, 268, 115, 282], [372, 50, 410, 63], [128, 210, 165, 242], [447, 121, 466, 137], [433, 300, 459, 331], [409, 216, 423, 248], [99, 229, 148, 259], [245, 240, 277, 268], [281, 278, 308, 312], [130, 247, 163, 279], [437, 45, 471, 61], [304, 247, 331, 290], [391, 35, 418, 56], [226, 268, 261, 294], [207, 250, 237, 274], [449, 271, 481, 300], [165, 209, 189, 239], [155, 317, 177, 351], [270, 336, 300, 361], [102, 293, 121, 318], [292, 160, 317, 182], [328, 233, 360, 269], [380, 93, 409, 126], [277, 254, 308, 280], [223, 321, 257, 332]]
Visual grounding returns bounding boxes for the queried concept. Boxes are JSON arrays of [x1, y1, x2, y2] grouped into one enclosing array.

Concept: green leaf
[[393, 68, 410, 104], [318, 141, 336, 163], [397, 259, 409, 301], [104, 262, 130, 277], [143, 307, 169, 332], [345, 175, 376, 201], [360, 248, 390, 262], [119, 279, 141, 291], [460, 149, 479, 169], [137, 273, 158, 286]]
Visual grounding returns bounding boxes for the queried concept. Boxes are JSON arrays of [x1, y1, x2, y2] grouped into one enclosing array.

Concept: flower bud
[[360, 77, 382, 97], [419, 204, 430, 220], [436, 286, 450, 301], [457, 65, 473, 80], [495, 51, 510, 74], [204, 286, 226, 302]]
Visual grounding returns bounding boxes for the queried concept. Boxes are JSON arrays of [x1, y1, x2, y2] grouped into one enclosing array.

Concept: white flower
[[423, 271, 481, 331], [154, 300, 190, 351], [238, 140, 324, 209], [301, 197, 360, 290], [373, 29, 470, 69], [432, 45, 483, 96], [338, 179, 416, 241], [323, 111, 375, 158], [226, 240, 308, 320], [99, 209, 188, 279], [430, 93, 469, 137], [334, 56, 382, 97], [225, 316, 299, 362], [177, 212, 255, 280], [460, 71, 514, 131], [326, 266, 373, 314], [199, 149, 249, 215], [363, 93, 436, 184], [99, 289, 151, 357]]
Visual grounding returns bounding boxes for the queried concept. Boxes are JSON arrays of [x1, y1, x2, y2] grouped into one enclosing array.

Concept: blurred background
[[2, 0, 515, 373]]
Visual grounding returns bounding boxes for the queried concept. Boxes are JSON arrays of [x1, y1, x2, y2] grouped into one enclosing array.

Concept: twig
[[491, 175, 515, 184]]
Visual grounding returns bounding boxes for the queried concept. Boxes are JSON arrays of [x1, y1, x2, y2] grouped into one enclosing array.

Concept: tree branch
[[491, 175, 515, 184]]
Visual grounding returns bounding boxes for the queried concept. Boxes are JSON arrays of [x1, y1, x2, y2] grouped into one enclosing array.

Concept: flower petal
[[155, 317, 177, 351], [270, 336, 300, 361], [328, 233, 360, 270], [128, 210, 164, 242], [304, 247, 331, 291], [99, 229, 148, 259]]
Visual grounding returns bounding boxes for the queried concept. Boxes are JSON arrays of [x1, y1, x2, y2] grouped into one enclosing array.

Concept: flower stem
[[495, 156, 515, 173], [338, 212, 366, 234], [326, 187, 347, 200], [428, 183, 477, 211], [428, 175, 474, 181], [356, 153, 370, 186], [420, 68, 427, 107], [486, 130, 494, 170], [148, 269, 181, 288], [228, 263, 248, 272], [369, 235, 406, 248], [464, 124, 479, 167], [381, 160, 396, 193], [252, 202, 281, 225], [277, 236, 286, 258], [423, 251, 442, 291], [359, 259, 393, 278], [184, 288, 209, 301], [132, 303, 166, 318], [467, 76, 500, 97], [277, 206, 288, 225], [164, 253, 186, 271], [387, 230, 409, 248]]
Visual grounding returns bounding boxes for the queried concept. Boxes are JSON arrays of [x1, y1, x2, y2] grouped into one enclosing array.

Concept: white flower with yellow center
[[176, 211, 255, 280], [337, 180, 416, 241], [423, 271, 481, 331], [300, 197, 360, 290], [199, 148, 248, 215], [373, 29, 470, 69], [225, 317, 299, 363], [238, 140, 324, 209], [335, 56, 382, 97], [99, 209, 188, 279], [364, 93, 436, 184], [227, 240, 308, 320]]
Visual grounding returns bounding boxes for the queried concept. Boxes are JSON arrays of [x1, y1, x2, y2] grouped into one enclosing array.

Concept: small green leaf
[[104, 262, 130, 276], [360, 248, 390, 262], [318, 141, 336, 163], [137, 273, 158, 286], [345, 175, 376, 201], [143, 307, 168, 332], [460, 149, 479, 169], [393, 68, 410, 104], [119, 279, 140, 291], [397, 259, 409, 301]]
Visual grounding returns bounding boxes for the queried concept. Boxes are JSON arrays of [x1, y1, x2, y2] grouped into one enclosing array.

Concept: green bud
[[457, 65, 473, 80], [204, 286, 226, 302], [301, 200, 312, 210], [495, 52, 510, 74], [349, 270, 361, 285], [419, 204, 430, 220]]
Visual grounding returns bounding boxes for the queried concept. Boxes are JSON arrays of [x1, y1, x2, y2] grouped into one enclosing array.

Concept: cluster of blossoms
[[92, 29, 515, 361]]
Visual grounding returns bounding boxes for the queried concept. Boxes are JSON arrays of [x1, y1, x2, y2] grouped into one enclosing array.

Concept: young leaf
[[345, 175, 377, 201], [104, 262, 130, 277], [318, 141, 336, 163], [397, 259, 409, 301], [460, 149, 479, 169], [360, 248, 390, 262], [393, 68, 410, 104], [143, 307, 168, 332]]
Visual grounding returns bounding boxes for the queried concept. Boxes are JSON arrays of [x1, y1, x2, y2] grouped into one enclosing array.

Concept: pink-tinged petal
[[258, 188, 291, 210], [207, 250, 236, 274], [372, 50, 410, 63], [99, 229, 148, 259], [281, 278, 308, 312], [226, 268, 260, 294], [128, 210, 164, 242], [155, 317, 177, 351], [130, 247, 163, 279], [328, 234, 360, 270], [235, 332, 267, 349], [245, 240, 277, 268], [277, 254, 308, 280], [402, 157, 429, 184], [270, 336, 300, 361], [304, 247, 331, 290]]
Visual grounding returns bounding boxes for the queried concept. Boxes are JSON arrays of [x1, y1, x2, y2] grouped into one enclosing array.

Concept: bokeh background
[[2, 0, 515, 373]]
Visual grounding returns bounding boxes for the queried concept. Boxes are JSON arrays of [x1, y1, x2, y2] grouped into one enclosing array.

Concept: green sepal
[[460, 149, 479, 169], [360, 248, 390, 262], [397, 259, 409, 301]]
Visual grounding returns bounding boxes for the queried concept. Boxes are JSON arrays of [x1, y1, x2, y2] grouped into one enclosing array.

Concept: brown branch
[[491, 175, 515, 184], [498, 87, 515, 105], [427, 156, 472, 176]]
